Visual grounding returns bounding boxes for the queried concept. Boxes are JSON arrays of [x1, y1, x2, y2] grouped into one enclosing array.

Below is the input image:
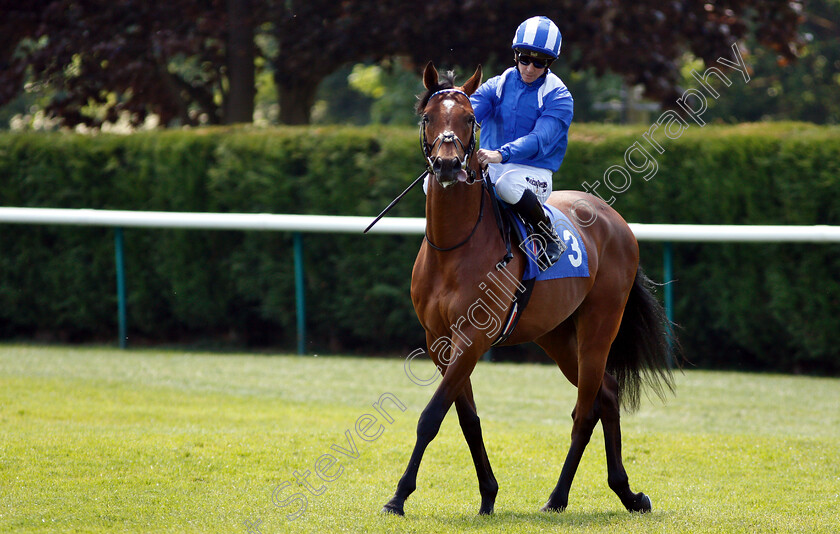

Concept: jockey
[[471, 16, 574, 269]]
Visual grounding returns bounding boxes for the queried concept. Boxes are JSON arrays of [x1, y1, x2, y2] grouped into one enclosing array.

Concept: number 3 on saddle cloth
[[492, 204, 590, 346], [518, 205, 589, 281]]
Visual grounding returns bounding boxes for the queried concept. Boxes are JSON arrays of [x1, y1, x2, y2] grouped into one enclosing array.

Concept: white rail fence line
[[3, 207, 840, 241], [2, 207, 839, 352]]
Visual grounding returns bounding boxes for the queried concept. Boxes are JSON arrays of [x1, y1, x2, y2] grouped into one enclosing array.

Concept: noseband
[[420, 89, 478, 185]]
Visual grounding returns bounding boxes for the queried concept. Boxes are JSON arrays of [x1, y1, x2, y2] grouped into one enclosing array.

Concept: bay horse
[[382, 62, 675, 517]]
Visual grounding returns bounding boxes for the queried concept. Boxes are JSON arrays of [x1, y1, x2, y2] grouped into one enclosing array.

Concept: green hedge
[[1, 123, 838, 373]]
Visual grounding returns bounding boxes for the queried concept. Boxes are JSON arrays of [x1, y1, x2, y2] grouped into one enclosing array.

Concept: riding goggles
[[516, 53, 551, 69]]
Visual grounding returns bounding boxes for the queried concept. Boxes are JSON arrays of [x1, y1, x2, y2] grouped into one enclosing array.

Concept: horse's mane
[[415, 70, 458, 114]]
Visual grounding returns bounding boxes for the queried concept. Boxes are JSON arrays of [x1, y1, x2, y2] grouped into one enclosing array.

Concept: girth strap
[[491, 277, 536, 347]]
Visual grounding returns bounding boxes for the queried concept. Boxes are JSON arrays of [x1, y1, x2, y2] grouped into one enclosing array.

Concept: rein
[[363, 91, 477, 235], [421, 87, 486, 252], [424, 181, 486, 252]]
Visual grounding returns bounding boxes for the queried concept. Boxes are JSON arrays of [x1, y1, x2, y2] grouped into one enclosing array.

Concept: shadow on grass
[[416, 508, 670, 529]]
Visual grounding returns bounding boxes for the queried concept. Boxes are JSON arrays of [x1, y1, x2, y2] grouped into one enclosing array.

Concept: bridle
[[419, 89, 478, 186], [420, 88, 486, 252]]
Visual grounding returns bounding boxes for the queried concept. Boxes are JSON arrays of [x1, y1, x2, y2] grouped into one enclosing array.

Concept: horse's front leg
[[383, 338, 480, 516], [455, 379, 498, 515]]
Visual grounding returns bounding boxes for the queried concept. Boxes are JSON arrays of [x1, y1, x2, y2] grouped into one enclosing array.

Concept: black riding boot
[[512, 189, 564, 270]]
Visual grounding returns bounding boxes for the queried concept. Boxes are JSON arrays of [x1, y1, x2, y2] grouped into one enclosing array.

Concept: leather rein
[[420, 88, 485, 252]]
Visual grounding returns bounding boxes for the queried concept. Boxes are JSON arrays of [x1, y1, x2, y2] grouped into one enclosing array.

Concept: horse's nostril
[[432, 158, 443, 173], [452, 158, 461, 171]]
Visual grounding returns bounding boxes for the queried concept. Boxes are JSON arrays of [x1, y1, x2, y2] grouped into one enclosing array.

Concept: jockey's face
[[515, 52, 549, 84]]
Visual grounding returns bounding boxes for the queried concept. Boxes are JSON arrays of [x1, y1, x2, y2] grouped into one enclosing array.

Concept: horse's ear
[[461, 65, 483, 96], [423, 61, 438, 90]]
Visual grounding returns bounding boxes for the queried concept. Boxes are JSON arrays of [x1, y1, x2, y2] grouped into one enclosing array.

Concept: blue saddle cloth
[[511, 205, 590, 281]]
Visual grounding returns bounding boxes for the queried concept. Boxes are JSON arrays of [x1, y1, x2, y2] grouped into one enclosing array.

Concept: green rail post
[[663, 241, 674, 364], [114, 227, 127, 349], [293, 232, 307, 355]]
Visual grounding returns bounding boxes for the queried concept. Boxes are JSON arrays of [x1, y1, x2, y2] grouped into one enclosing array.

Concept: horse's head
[[418, 62, 482, 188]]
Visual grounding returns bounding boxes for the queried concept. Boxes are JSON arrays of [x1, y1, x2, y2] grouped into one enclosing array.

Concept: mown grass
[[1, 345, 838, 533]]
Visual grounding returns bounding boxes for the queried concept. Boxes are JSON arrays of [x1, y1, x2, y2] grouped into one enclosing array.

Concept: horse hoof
[[629, 493, 652, 513], [540, 502, 566, 513], [381, 502, 405, 516], [477, 505, 494, 516]]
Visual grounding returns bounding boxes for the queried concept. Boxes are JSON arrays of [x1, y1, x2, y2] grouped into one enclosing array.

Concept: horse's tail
[[606, 267, 678, 413]]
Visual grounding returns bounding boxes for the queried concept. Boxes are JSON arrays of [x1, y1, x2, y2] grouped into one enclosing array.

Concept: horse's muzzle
[[432, 156, 468, 187]]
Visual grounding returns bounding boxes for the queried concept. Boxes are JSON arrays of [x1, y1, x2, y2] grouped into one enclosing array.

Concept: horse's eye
[[422, 115, 429, 124]]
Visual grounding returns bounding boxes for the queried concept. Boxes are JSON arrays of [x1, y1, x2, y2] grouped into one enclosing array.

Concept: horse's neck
[[418, 178, 521, 330], [425, 182, 484, 248]]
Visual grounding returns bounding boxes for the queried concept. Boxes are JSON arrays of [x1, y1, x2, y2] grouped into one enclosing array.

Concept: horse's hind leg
[[535, 319, 602, 512], [538, 286, 626, 512], [540, 378, 602, 512], [599, 372, 652, 512], [455, 379, 498, 515]]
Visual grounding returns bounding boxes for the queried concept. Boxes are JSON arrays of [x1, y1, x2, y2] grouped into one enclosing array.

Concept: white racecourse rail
[[2, 207, 840, 241], [2, 207, 839, 352]]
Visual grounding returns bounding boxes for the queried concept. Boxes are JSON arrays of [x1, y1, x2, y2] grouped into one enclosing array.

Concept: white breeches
[[423, 163, 553, 205], [488, 163, 553, 205]]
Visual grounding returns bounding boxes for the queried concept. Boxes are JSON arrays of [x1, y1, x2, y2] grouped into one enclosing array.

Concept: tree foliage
[[0, 0, 261, 127], [272, 0, 805, 123], [0, 0, 805, 127], [696, 0, 840, 124]]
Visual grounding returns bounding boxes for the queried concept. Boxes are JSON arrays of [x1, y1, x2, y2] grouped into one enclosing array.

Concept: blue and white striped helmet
[[512, 16, 562, 59]]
